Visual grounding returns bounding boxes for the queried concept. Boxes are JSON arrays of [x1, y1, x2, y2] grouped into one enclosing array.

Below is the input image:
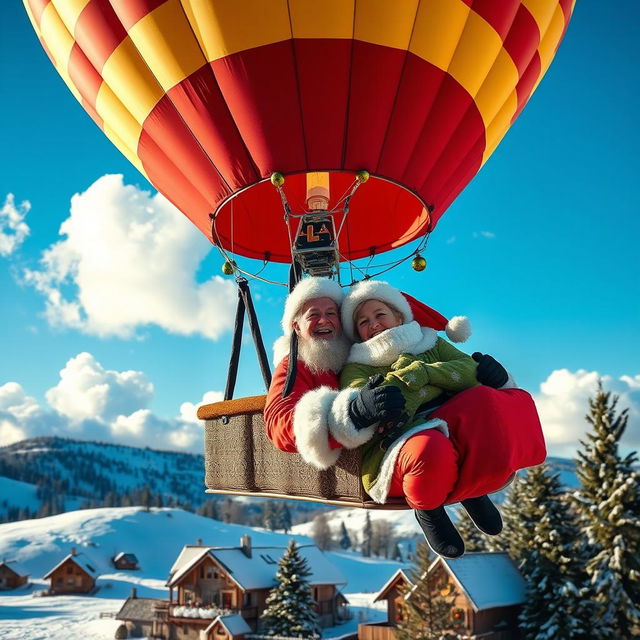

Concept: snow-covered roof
[[435, 552, 526, 611], [373, 569, 412, 603], [116, 597, 166, 622], [203, 614, 251, 636], [168, 543, 346, 590], [168, 545, 209, 577], [113, 552, 138, 563], [0, 560, 29, 577], [43, 552, 98, 579]]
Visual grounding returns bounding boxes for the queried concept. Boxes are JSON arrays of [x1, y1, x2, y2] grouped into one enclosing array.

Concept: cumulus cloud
[[534, 369, 640, 458], [0, 194, 30, 256], [0, 353, 222, 452], [23, 174, 236, 339]]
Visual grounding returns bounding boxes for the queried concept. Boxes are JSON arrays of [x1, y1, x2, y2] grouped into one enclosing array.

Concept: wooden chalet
[[112, 552, 140, 570], [0, 560, 29, 590], [200, 614, 251, 640], [164, 535, 348, 638], [360, 552, 526, 640], [43, 549, 98, 594], [116, 588, 170, 639]]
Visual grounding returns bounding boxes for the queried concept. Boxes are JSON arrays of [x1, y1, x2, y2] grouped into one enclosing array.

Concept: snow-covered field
[[0, 507, 403, 639]]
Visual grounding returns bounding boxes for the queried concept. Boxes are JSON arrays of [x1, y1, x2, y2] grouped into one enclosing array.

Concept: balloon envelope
[[24, 0, 574, 262]]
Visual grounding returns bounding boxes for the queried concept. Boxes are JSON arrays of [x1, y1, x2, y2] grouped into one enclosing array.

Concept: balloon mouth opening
[[211, 171, 432, 264]]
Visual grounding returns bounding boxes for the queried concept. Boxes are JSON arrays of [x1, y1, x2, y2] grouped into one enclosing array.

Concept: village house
[[0, 560, 29, 590], [359, 552, 526, 640], [112, 552, 140, 570], [200, 614, 251, 640], [43, 548, 98, 595], [115, 588, 170, 639], [117, 535, 348, 640]]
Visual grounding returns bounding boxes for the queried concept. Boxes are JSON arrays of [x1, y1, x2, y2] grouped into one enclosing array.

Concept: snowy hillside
[[0, 507, 406, 639]]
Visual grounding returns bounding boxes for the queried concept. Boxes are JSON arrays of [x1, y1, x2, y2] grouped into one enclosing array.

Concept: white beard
[[298, 334, 351, 375]]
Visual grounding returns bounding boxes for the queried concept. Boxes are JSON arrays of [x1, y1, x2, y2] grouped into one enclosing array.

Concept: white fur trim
[[341, 280, 413, 341], [293, 386, 342, 470], [445, 315, 471, 343], [501, 372, 517, 389], [282, 278, 343, 334], [272, 335, 291, 366], [328, 387, 376, 448], [347, 323, 438, 367], [366, 419, 449, 504]]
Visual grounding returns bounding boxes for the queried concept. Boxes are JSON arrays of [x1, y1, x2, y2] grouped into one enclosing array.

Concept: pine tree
[[275, 501, 292, 533], [573, 384, 640, 639], [339, 521, 352, 550], [453, 507, 488, 552], [362, 511, 372, 557], [518, 464, 591, 640], [396, 542, 457, 639], [311, 512, 333, 551], [486, 472, 537, 563], [260, 539, 321, 638], [262, 501, 279, 531]]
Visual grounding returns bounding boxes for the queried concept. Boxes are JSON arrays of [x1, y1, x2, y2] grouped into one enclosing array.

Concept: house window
[[452, 608, 466, 628], [243, 592, 251, 606], [200, 566, 204, 579], [205, 566, 215, 579], [67, 565, 73, 574], [216, 628, 226, 636]]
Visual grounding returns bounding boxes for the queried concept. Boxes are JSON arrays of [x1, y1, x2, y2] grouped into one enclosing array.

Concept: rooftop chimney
[[131, 587, 137, 599], [70, 547, 77, 556], [240, 535, 252, 558], [196, 538, 203, 546]]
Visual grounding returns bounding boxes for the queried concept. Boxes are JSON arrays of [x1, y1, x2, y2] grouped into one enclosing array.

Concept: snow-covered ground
[[0, 507, 405, 639]]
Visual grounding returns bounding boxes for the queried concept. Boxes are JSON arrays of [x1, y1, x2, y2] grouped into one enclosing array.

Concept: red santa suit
[[264, 278, 546, 509]]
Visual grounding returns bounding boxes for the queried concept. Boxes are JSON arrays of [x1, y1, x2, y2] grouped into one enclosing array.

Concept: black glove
[[472, 352, 509, 388], [349, 376, 406, 431]]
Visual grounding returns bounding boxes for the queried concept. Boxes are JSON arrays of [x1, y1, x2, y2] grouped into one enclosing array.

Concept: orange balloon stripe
[[471, 0, 521, 41], [74, 0, 128, 73], [68, 43, 103, 109], [504, 5, 541, 78], [165, 64, 259, 191], [109, 0, 168, 31], [25, 0, 50, 27]]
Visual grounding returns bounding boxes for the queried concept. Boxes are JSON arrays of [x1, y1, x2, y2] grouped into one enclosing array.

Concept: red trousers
[[387, 386, 546, 510]]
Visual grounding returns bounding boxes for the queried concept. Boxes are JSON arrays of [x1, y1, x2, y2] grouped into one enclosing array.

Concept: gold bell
[[221, 260, 234, 275], [356, 170, 370, 183], [411, 254, 427, 272]]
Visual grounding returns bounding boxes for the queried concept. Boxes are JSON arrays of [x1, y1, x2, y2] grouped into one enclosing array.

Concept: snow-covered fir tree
[[260, 539, 321, 638], [339, 521, 352, 550], [453, 507, 488, 552], [486, 472, 535, 562], [573, 384, 640, 639], [396, 542, 458, 639], [362, 510, 372, 557], [518, 464, 591, 640]]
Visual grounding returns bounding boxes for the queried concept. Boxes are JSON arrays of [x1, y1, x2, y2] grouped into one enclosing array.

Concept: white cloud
[[534, 369, 640, 458], [23, 174, 236, 339], [0, 194, 30, 256], [0, 353, 223, 452], [472, 230, 496, 239], [45, 352, 154, 424]]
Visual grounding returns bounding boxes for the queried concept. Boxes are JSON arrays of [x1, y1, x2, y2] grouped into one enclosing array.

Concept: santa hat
[[281, 277, 344, 335], [341, 280, 471, 343]]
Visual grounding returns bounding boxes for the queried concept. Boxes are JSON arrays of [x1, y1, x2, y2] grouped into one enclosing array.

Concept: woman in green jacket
[[340, 280, 513, 558]]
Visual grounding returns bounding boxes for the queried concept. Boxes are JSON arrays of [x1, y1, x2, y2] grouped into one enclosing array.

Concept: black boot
[[414, 507, 465, 559], [460, 495, 503, 535]]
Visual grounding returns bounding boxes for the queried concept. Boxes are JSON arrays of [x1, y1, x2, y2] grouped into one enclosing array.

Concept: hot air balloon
[[24, 0, 574, 507]]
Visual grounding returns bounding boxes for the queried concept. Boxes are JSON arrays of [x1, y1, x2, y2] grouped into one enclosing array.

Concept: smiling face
[[293, 297, 342, 342], [354, 299, 404, 342]]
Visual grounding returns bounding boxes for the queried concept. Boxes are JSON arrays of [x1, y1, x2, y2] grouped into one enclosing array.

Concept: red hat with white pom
[[341, 280, 471, 343]]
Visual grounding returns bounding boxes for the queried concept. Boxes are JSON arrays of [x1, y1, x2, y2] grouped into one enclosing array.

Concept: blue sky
[[1, 2, 638, 457]]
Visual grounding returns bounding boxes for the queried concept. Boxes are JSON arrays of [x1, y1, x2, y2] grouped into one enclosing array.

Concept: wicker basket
[[199, 395, 409, 509]]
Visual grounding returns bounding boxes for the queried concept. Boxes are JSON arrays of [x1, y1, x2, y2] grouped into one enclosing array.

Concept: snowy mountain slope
[[0, 437, 207, 519], [0, 507, 402, 639]]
